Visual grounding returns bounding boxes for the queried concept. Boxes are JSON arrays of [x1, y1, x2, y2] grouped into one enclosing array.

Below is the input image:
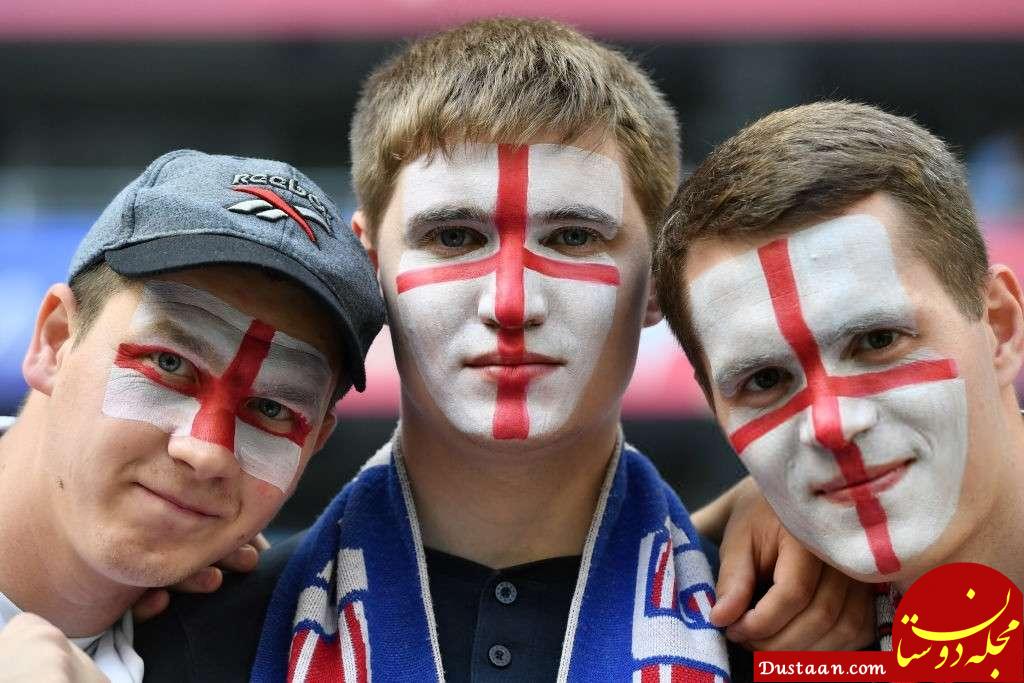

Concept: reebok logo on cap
[[227, 173, 334, 245]]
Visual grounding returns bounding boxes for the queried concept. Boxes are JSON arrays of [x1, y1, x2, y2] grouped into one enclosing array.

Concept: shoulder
[[135, 530, 307, 682]]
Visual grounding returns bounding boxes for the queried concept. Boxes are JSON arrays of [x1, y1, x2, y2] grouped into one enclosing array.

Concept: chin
[[86, 528, 210, 588], [98, 547, 197, 588], [825, 553, 895, 583], [810, 528, 912, 582], [449, 416, 566, 451]]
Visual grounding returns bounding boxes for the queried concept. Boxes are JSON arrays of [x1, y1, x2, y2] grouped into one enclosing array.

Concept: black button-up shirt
[[425, 548, 582, 682]]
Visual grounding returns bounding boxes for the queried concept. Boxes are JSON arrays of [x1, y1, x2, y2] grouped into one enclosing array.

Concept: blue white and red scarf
[[875, 584, 900, 652], [252, 434, 730, 682]]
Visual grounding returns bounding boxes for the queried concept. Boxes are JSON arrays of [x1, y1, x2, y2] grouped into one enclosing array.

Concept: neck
[[399, 404, 619, 569], [0, 399, 142, 636]]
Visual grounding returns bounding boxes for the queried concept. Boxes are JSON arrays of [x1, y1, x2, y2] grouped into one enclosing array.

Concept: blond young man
[[251, 18, 735, 682], [653, 101, 1024, 649], [138, 22, 868, 683]]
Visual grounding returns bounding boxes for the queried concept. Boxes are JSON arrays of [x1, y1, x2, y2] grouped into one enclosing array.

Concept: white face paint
[[689, 215, 967, 577], [393, 143, 625, 440], [102, 280, 333, 491]]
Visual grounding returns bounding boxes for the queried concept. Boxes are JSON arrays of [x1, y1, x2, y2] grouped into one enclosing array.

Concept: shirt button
[[488, 644, 512, 668], [494, 580, 518, 605]]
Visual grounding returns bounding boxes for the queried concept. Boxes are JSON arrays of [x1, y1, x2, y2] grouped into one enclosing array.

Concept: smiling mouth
[[137, 483, 221, 519], [812, 459, 914, 505]]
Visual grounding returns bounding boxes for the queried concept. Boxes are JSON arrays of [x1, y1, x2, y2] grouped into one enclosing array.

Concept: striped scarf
[[875, 583, 901, 651], [252, 433, 730, 682]]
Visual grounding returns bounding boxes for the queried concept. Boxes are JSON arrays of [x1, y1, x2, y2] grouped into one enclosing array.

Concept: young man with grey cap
[[0, 149, 384, 681]]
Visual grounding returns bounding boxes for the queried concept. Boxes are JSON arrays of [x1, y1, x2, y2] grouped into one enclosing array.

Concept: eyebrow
[[250, 381, 324, 413], [407, 206, 490, 228], [408, 204, 619, 230], [538, 205, 619, 229], [136, 319, 223, 364]]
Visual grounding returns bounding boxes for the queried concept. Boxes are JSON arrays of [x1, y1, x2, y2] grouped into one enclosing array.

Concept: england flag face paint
[[391, 143, 628, 441], [689, 215, 968, 577], [101, 280, 333, 492]]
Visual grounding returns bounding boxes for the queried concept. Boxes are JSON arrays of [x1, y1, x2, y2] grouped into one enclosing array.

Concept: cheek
[[875, 381, 970, 514], [545, 276, 617, 337], [254, 479, 282, 500], [238, 480, 288, 527], [394, 279, 483, 361], [54, 351, 115, 421], [564, 258, 647, 362], [736, 421, 804, 501]]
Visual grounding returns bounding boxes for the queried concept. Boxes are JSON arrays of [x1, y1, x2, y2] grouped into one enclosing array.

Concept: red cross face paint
[[101, 281, 333, 492], [689, 215, 967, 578], [392, 143, 625, 441]]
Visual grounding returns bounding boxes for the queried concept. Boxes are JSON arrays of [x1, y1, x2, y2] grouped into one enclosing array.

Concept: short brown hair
[[653, 100, 988, 396], [69, 261, 131, 345], [350, 18, 680, 238]]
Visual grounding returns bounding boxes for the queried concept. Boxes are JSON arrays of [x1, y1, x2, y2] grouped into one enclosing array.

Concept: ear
[[351, 210, 379, 272], [22, 284, 79, 397], [312, 409, 338, 454], [642, 274, 664, 328], [984, 264, 1024, 387]]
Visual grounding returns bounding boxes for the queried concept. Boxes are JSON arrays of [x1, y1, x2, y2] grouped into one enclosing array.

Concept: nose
[[167, 434, 241, 480], [478, 270, 548, 329], [798, 397, 879, 450]]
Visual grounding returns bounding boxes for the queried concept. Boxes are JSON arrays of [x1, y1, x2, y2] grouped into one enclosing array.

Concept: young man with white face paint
[[245, 20, 873, 683], [391, 142, 632, 443], [655, 101, 1024, 648], [248, 20, 733, 679], [0, 149, 383, 681]]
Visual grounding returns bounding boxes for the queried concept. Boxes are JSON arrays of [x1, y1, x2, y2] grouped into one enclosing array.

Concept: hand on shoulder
[[706, 477, 876, 651]]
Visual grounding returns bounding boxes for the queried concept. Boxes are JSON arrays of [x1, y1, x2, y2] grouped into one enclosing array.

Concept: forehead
[[148, 267, 339, 370], [688, 215, 915, 383], [398, 143, 624, 219], [133, 280, 326, 353]]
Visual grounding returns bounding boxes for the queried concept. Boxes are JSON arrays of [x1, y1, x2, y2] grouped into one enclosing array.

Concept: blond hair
[[350, 18, 680, 239]]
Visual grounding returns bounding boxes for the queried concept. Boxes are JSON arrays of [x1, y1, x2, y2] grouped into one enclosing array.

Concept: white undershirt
[[0, 591, 144, 682], [0, 418, 143, 681]]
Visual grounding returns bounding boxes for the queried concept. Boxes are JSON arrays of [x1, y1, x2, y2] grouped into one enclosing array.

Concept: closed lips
[[812, 458, 914, 502], [138, 483, 223, 517], [464, 352, 563, 367]]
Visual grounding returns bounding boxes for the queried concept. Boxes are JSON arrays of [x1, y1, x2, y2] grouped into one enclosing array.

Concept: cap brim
[[104, 234, 367, 394]]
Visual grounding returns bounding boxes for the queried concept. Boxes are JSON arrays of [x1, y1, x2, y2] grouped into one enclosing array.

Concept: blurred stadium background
[[2, 0, 1023, 537]]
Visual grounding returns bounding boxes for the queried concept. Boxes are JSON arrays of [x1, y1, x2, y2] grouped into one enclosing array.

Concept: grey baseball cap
[[69, 149, 384, 394]]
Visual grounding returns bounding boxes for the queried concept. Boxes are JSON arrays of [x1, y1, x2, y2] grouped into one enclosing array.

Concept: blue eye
[[543, 226, 603, 252], [440, 228, 468, 248], [258, 399, 281, 418], [559, 228, 590, 246], [423, 226, 486, 252], [157, 352, 182, 373], [247, 397, 293, 422]]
